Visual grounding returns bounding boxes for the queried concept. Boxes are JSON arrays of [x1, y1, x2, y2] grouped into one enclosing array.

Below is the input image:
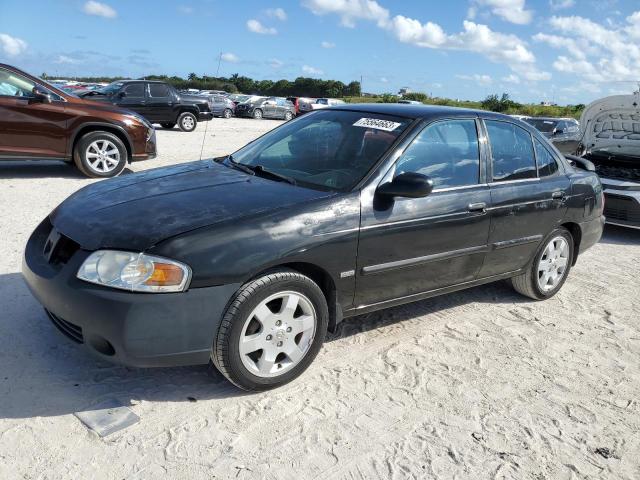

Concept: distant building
[[398, 87, 412, 96], [540, 101, 557, 107]]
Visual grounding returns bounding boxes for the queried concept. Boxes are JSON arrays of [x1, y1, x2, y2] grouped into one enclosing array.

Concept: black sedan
[[23, 105, 605, 391]]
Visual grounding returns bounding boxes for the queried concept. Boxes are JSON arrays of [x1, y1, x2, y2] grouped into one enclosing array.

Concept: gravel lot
[[1, 118, 639, 480]]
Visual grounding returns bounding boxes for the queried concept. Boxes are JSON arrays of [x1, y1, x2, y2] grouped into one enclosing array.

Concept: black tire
[[223, 108, 233, 119], [160, 122, 175, 129], [284, 111, 293, 121], [510, 227, 574, 300], [177, 111, 198, 132], [253, 108, 263, 120], [212, 269, 329, 391], [73, 131, 127, 178]]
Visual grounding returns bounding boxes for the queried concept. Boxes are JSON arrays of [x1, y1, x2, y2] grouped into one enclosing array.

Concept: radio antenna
[[199, 114, 210, 161]]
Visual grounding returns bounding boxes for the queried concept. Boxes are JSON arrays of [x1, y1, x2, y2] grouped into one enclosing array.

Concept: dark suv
[[235, 96, 295, 120], [0, 64, 156, 178], [81, 80, 213, 132]]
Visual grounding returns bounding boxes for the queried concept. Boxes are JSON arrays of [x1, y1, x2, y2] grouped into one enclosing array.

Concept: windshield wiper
[[251, 165, 297, 185], [225, 155, 256, 176]]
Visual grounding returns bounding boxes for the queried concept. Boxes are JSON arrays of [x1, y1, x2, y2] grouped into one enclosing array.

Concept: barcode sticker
[[353, 118, 401, 132]]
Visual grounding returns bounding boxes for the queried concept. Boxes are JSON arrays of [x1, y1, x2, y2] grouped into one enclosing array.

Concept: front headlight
[[77, 250, 191, 293]]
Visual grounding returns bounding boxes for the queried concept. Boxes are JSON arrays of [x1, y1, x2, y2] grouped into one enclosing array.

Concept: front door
[[263, 98, 278, 118], [479, 119, 571, 277], [355, 118, 492, 307], [0, 67, 69, 158], [115, 82, 148, 119]]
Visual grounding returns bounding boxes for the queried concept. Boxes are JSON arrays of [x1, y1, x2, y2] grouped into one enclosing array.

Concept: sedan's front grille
[[604, 194, 640, 224], [46, 310, 84, 344]]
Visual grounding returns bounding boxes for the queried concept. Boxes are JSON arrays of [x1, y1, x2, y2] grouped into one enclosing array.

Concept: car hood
[[50, 160, 334, 251]]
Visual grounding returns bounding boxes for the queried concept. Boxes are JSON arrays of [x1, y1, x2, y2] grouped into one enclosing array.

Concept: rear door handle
[[468, 202, 487, 213], [552, 191, 565, 200]]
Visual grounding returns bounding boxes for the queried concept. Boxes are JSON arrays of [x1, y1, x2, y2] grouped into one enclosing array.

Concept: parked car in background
[[23, 104, 604, 391], [0, 64, 156, 178], [309, 98, 346, 111], [80, 80, 213, 132], [575, 92, 640, 229], [229, 94, 251, 106], [234, 96, 295, 120], [286, 97, 306, 115], [522, 117, 581, 155], [210, 95, 235, 118], [398, 100, 422, 105], [199, 90, 228, 96]]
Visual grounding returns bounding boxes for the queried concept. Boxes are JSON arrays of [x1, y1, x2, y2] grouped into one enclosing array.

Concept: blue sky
[[1, 0, 639, 104]]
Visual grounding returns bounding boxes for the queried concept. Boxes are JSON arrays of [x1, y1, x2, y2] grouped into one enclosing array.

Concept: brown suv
[[0, 64, 156, 178]]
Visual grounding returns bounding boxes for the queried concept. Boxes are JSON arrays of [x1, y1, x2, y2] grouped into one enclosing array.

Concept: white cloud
[[178, 5, 194, 14], [269, 58, 284, 68], [303, 0, 389, 28], [54, 55, 78, 64], [221, 52, 239, 63], [456, 73, 493, 86], [549, 0, 575, 10], [502, 74, 521, 84], [380, 77, 388, 83], [82, 1, 117, 19], [0, 33, 27, 57], [321, 41, 336, 48], [266, 8, 287, 21], [471, 0, 533, 25], [303, 1, 549, 82], [302, 65, 323, 75], [246, 19, 277, 35]]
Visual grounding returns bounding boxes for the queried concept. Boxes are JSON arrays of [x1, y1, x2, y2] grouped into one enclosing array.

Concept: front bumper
[[22, 218, 239, 367], [131, 128, 157, 162], [602, 179, 640, 229]]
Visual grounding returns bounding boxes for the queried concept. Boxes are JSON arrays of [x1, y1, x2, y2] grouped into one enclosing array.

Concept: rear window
[[486, 120, 536, 182], [149, 83, 170, 97], [124, 83, 145, 97], [534, 138, 559, 177], [524, 118, 558, 133]]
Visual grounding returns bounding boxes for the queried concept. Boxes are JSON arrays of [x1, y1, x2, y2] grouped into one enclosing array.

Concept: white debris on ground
[[0, 119, 639, 479]]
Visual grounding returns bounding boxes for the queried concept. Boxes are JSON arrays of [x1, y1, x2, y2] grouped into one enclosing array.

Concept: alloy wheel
[[85, 140, 121, 173], [537, 236, 569, 292], [239, 291, 316, 377], [182, 116, 195, 130]]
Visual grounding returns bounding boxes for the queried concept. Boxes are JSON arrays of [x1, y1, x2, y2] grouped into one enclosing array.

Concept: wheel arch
[[71, 123, 133, 162], [560, 221, 582, 265]]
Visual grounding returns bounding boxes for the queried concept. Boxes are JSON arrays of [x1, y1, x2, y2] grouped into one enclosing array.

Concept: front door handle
[[468, 202, 487, 213]]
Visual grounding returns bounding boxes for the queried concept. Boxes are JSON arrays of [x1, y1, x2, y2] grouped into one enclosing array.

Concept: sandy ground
[[1, 118, 639, 480]]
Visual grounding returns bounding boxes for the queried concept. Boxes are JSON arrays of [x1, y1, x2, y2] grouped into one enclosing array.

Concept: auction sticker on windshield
[[353, 118, 402, 132]]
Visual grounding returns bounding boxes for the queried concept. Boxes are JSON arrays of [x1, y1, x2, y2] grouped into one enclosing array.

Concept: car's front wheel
[[223, 108, 233, 119], [73, 131, 128, 178], [510, 227, 574, 300], [253, 108, 263, 120], [212, 269, 328, 391], [284, 111, 293, 121], [177, 112, 197, 132]]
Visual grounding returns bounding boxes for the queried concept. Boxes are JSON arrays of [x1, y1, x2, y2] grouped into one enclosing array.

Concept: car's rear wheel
[[178, 112, 197, 132], [284, 111, 293, 121], [510, 227, 574, 300], [223, 108, 233, 119], [212, 269, 328, 391], [73, 131, 127, 178], [160, 122, 176, 129], [253, 108, 263, 120]]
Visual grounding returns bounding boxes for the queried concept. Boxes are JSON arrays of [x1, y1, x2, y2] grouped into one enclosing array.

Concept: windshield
[[99, 81, 125, 95], [524, 118, 558, 133], [230, 110, 412, 191]]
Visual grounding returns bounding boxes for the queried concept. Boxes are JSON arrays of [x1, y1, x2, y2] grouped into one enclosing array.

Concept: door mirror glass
[[377, 172, 434, 198], [32, 86, 52, 103], [553, 127, 564, 135]]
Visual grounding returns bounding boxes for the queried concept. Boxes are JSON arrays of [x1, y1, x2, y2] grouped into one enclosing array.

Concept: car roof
[[331, 103, 504, 121]]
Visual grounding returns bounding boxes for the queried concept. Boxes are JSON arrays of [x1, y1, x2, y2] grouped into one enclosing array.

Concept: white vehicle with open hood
[[577, 92, 640, 229]]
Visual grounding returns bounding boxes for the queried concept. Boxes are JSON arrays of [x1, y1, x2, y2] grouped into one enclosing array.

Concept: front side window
[[124, 83, 145, 97], [231, 110, 412, 191], [486, 120, 536, 181], [100, 81, 124, 95], [534, 138, 559, 177], [394, 119, 480, 189], [148, 83, 170, 97], [0, 68, 35, 97]]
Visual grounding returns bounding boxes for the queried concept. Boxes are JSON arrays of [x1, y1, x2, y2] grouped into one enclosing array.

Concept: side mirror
[[117, 91, 126, 98], [553, 127, 564, 136], [32, 86, 52, 103], [377, 172, 434, 199]]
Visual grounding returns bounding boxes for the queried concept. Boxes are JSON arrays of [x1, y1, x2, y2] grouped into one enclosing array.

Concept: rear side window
[[486, 120, 536, 181], [534, 138, 559, 177], [124, 83, 145, 97], [148, 83, 170, 97], [395, 119, 480, 189]]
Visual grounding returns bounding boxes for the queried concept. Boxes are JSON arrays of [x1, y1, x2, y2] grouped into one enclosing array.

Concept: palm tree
[[187, 72, 198, 81]]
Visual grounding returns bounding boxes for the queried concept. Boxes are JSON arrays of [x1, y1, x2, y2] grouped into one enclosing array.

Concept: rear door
[[146, 83, 174, 122], [479, 119, 571, 277], [356, 118, 492, 307], [0, 67, 70, 159]]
